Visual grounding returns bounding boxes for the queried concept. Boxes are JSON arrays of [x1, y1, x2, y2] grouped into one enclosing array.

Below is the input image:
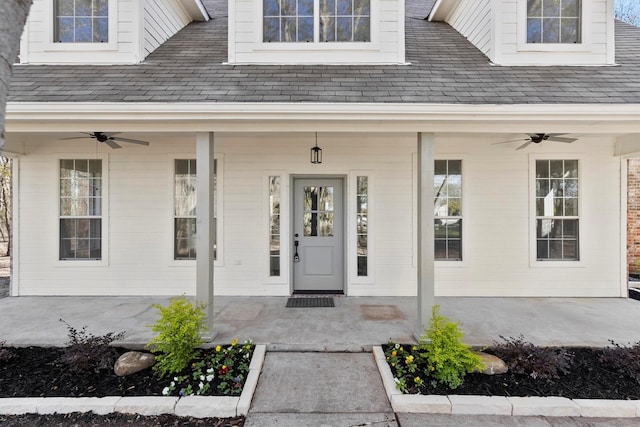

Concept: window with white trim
[[434, 160, 462, 261], [174, 159, 219, 261], [535, 159, 579, 261], [54, 0, 109, 43], [527, 0, 581, 44], [356, 176, 368, 276], [59, 159, 102, 260], [263, 0, 371, 42], [269, 176, 281, 276]]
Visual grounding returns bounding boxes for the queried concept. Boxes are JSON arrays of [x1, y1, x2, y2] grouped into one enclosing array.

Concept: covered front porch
[[0, 295, 638, 349]]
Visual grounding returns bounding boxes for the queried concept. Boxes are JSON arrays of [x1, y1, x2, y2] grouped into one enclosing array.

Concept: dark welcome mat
[[286, 297, 335, 308]]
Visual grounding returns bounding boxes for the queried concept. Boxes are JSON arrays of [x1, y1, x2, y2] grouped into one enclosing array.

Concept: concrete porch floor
[[0, 296, 639, 349]]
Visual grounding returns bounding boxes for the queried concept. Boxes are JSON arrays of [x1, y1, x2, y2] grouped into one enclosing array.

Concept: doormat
[[286, 297, 335, 308]]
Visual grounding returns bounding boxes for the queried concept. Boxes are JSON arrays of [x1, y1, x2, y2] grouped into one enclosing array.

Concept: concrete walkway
[[0, 296, 638, 348]]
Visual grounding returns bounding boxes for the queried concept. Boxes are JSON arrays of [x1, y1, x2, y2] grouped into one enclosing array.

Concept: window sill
[[516, 42, 591, 53], [44, 42, 118, 52], [529, 260, 584, 268]]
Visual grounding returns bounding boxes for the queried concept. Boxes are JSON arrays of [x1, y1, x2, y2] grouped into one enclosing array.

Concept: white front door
[[293, 178, 344, 292]]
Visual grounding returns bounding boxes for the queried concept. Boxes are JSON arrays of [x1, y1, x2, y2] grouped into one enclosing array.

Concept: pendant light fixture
[[310, 132, 322, 164]]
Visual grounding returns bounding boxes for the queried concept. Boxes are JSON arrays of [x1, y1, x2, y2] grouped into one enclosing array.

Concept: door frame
[[290, 174, 348, 295]]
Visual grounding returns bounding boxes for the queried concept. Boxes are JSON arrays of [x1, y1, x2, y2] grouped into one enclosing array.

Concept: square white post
[[196, 132, 216, 338], [416, 132, 435, 338]]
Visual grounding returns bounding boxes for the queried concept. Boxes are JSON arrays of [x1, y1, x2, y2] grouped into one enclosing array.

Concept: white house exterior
[[5, 0, 640, 326]]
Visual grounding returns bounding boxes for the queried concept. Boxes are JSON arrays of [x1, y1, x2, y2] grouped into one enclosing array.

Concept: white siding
[[230, 0, 405, 64], [144, 0, 192, 57], [20, 0, 141, 64], [14, 132, 623, 298], [446, 0, 493, 58]]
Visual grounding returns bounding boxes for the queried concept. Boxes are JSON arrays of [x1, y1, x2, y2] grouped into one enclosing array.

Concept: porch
[[0, 295, 638, 349]]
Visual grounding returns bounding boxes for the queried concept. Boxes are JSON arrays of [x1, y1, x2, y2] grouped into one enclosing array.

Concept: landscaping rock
[[114, 351, 155, 377], [475, 352, 508, 375]]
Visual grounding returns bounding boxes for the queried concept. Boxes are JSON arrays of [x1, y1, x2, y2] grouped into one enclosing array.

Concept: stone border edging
[[372, 346, 640, 418], [0, 344, 266, 419]]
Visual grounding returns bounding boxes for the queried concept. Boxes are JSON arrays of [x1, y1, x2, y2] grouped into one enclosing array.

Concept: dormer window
[[527, 0, 581, 44], [263, 0, 370, 43], [54, 0, 109, 43]]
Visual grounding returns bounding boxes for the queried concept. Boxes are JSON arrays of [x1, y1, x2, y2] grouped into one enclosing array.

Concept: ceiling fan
[[60, 132, 150, 149], [492, 133, 578, 151]]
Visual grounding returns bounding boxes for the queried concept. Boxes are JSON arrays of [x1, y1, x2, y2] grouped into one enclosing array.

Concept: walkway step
[[245, 413, 397, 426], [249, 352, 392, 417]]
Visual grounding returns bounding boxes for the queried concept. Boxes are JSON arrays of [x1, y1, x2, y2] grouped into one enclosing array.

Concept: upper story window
[[527, 0, 581, 44], [54, 0, 109, 43], [263, 0, 371, 43]]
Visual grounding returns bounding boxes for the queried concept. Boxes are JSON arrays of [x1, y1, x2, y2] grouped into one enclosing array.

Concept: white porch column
[[196, 132, 216, 337], [417, 132, 435, 336]]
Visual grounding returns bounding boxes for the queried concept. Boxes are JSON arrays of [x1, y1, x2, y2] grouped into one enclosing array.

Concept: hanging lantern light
[[310, 132, 322, 164]]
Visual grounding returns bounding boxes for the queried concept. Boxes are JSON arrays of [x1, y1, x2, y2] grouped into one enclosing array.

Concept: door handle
[[294, 234, 300, 262]]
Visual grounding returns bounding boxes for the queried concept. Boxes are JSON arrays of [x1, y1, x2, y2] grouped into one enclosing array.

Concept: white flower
[[207, 368, 214, 374], [393, 377, 400, 384], [200, 375, 205, 381], [162, 387, 170, 396], [199, 381, 204, 390], [206, 374, 214, 382], [170, 381, 175, 387]]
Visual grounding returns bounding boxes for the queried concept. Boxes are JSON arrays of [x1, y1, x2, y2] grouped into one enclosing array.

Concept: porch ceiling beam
[[614, 134, 640, 157], [196, 132, 216, 339], [6, 103, 640, 134]]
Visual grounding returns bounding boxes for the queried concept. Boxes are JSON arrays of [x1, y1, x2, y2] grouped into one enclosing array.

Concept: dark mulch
[[0, 413, 244, 426], [391, 346, 640, 400]]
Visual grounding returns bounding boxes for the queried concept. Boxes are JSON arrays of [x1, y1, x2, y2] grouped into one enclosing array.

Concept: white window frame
[[168, 153, 224, 267], [529, 154, 583, 268], [434, 158, 464, 263], [56, 156, 108, 267], [517, 0, 591, 53], [262, 170, 289, 285], [255, 0, 380, 52], [45, 0, 118, 52], [349, 170, 374, 284]]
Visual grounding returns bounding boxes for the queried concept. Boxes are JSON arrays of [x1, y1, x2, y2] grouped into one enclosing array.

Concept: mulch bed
[[384, 346, 640, 400], [0, 413, 244, 426]]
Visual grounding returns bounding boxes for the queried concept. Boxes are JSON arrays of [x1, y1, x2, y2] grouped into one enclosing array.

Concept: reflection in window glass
[[60, 159, 102, 260], [527, 0, 581, 44], [320, 0, 370, 42], [434, 160, 462, 261], [535, 159, 579, 260], [264, 0, 314, 42], [269, 176, 281, 276], [54, 0, 109, 43], [303, 186, 334, 236], [356, 176, 368, 276]]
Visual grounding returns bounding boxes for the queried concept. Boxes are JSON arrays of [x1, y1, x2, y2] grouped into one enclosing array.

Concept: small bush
[[59, 319, 125, 373], [599, 340, 640, 385], [418, 305, 484, 389], [147, 296, 207, 377], [0, 341, 13, 362], [491, 335, 574, 380]]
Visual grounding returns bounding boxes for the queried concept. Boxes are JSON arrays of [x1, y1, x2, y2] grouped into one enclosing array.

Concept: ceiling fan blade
[[104, 140, 122, 149], [547, 136, 577, 143], [546, 133, 568, 137], [491, 139, 527, 145], [102, 132, 121, 137], [516, 140, 533, 151], [111, 137, 149, 146], [59, 137, 90, 140]]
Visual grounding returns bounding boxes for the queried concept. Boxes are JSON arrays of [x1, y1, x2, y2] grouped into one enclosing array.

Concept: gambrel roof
[[8, 0, 640, 104]]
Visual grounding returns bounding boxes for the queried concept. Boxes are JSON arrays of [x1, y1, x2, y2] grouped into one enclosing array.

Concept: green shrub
[[418, 305, 484, 389], [147, 296, 207, 377]]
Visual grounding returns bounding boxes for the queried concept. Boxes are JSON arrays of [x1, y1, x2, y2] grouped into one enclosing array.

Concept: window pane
[[562, 0, 579, 16], [319, 186, 334, 211], [337, 17, 353, 41], [537, 240, 549, 259], [543, 0, 560, 17], [337, 0, 352, 15], [320, 0, 335, 14], [353, 17, 370, 42], [561, 18, 579, 43], [564, 198, 577, 216], [299, 0, 314, 16], [550, 160, 564, 178], [264, 18, 280, 41], [270, 257, 280, 276], [357, 214, 367, 233], [56, 0, 74, 16], [357, 176, 368, 195], [447, 219, 461, 238], [76, 0, 92, 16], [536, 160, 549, 178], [448, 198, 461, 216], [282, 17, 297, 41], [536, 179, 550, 197], [281, 0, 296, 15], [564, 160, 578, 178], [563, 219, 578, 238], [354, 0, 370, 15], [448, 240, 462, 260], [543, 18, 560, 43], [175, 218, 197, 259], [357, 257, 367, 277], [527, 18, 542, 43], [447, 175, 462, 197], [75, 17, 93, 42], [318, 213, 334, 236], [94, 0, 109, 16], [94, 17, 109, 42], [264, 0, 280, 16], [528, 0, 542, 16], [320, 16, 336, 41], [269, 176, 281, 276]]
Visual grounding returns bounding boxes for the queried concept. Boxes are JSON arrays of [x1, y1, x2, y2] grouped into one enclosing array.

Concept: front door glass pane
[[303, 186, 334, 237]]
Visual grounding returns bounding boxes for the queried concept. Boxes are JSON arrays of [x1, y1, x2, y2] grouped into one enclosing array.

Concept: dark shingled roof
[[8, 0, 640, 104]]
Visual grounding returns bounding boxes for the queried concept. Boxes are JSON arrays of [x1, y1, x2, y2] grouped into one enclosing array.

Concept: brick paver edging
[[372, 346, 640, 418], [0, 345, 266, 418]]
